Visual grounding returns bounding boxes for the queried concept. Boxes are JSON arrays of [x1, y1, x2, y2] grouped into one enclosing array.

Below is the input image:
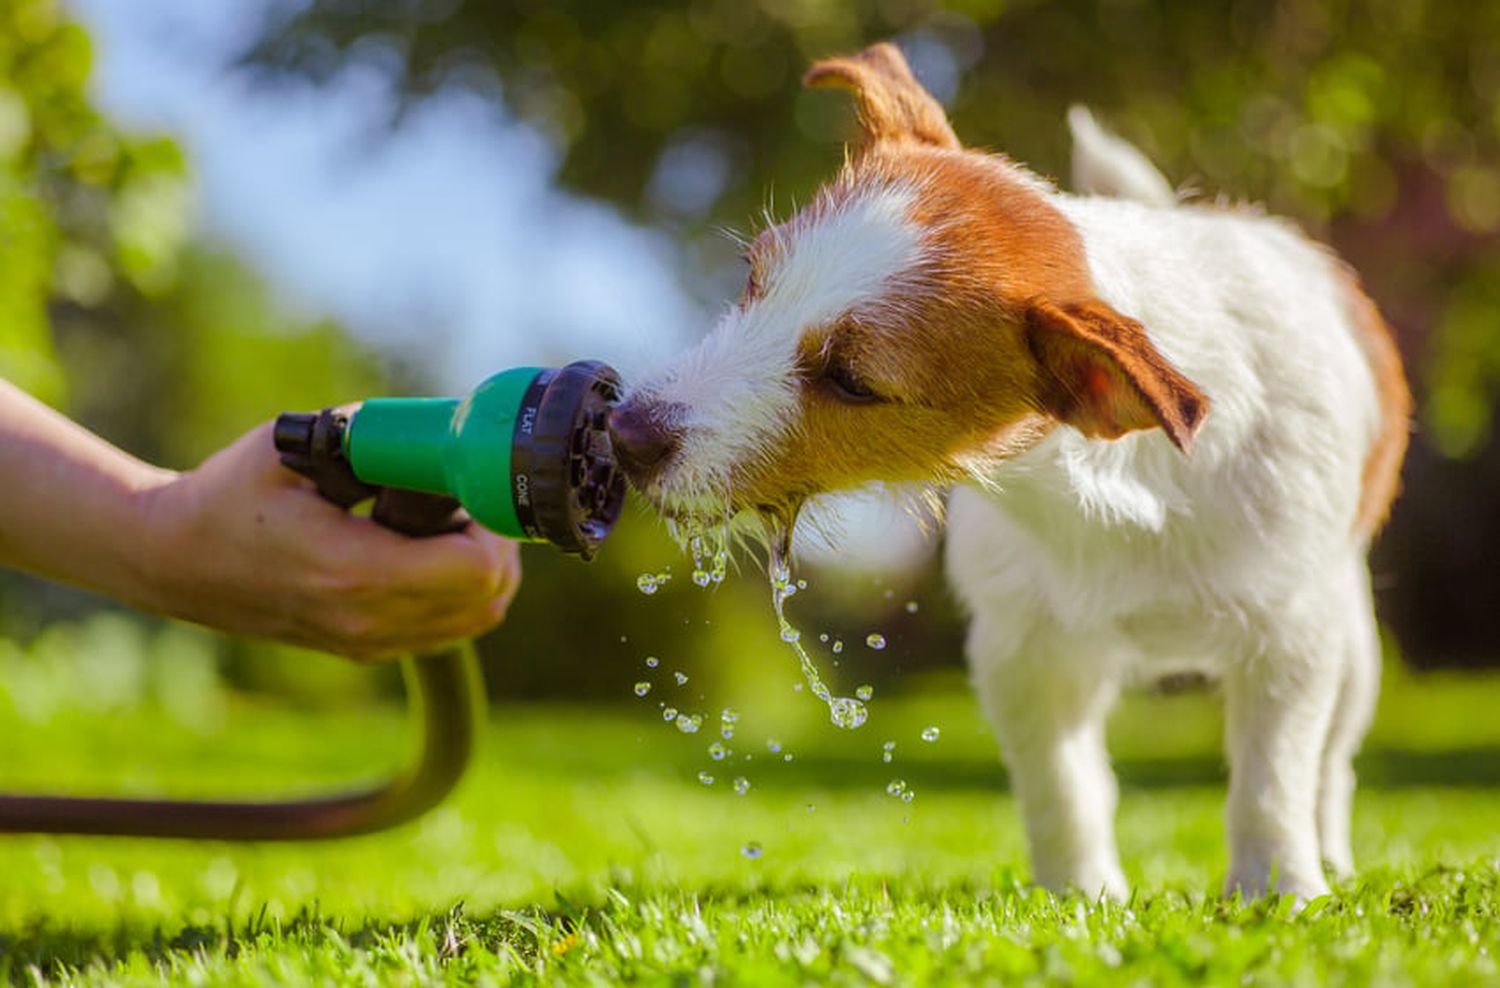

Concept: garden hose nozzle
[[0, 359, 625, 842], [275, 359, 626, 558]]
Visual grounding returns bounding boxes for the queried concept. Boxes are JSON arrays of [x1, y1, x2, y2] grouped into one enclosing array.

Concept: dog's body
[[950, 167, 1399, 899], [610, 44, 1409, 900]]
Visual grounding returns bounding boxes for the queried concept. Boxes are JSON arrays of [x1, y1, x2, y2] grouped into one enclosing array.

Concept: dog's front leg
[[1223, 624, 1344, 901], [969, 617, 1128, 899]]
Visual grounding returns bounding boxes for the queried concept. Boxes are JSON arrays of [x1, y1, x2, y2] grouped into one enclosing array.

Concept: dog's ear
[[803, 42, 959, 154], [1025, 297, 1209, 453]]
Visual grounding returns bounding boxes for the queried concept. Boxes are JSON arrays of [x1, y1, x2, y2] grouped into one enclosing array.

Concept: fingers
[[306, 517, 524, 661]]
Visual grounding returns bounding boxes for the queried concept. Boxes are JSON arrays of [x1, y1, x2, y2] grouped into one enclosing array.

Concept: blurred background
[[2, 0, 1498, 729]]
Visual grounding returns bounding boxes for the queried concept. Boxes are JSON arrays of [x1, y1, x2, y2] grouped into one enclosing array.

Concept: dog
[[608, 42, 1410, 901]]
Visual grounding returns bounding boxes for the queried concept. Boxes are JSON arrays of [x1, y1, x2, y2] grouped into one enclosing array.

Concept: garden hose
[[0, 361, 624, 839]]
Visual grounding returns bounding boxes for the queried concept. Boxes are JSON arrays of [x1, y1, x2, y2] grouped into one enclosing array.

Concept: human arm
[[0, 379, 520, 659]]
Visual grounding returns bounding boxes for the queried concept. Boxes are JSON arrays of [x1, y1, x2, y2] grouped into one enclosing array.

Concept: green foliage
[[0, 0, 191, 404], [1, 652, 1499, 984]]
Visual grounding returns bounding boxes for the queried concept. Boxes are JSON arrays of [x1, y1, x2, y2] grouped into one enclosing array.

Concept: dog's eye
[[823, 359, 882, 404]]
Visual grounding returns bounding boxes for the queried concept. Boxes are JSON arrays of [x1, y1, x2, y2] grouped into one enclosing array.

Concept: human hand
[[133, 421, 522, 660]]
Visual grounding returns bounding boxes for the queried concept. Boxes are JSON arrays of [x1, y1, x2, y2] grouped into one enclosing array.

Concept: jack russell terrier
[[608, 42, 1410, 901]]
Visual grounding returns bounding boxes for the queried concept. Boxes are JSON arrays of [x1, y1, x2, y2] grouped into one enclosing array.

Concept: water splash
[[633, 682, 651, 697], [684, 526, 730, 588], [766, 519, 868, 730], [921, 726, 941, 742]]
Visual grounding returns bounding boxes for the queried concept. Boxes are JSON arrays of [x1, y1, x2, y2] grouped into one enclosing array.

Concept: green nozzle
[[339, 361, 624, 557]]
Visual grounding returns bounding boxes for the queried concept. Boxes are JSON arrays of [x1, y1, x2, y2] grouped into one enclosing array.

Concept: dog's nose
[[608, 400, 680, 478]]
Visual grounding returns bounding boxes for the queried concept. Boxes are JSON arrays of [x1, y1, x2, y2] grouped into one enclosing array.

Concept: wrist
[[120, 466, 183, 615]]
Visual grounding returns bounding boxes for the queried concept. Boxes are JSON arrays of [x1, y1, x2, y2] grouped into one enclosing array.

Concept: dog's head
[[612, 42, 1207, 531]]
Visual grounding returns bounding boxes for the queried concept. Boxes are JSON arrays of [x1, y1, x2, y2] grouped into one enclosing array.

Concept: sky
[[68, 0, 702, 391]]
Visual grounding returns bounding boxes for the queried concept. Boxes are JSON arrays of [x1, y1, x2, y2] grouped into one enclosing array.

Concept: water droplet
[[883, 588, 895, 600], [637, 572, 671, 595], [783, 753, 793, 762], [882, 752, 893, 763], [780, 627, 801, 643], [645, 656, 659, 668], [766, 738, 781, 753], [633, 682, 651, 697], [883, 741, 896, 751], [673, 671, 689, 685], [662, 706, 678, 721], [720, 708, 738, 739], [855, 684, 874, 701], [832, 640, 844, 654], [886, 779, 908, 797], [698, 771, 715, 785], [796, 579, 808, 590], [921, 726, 941, 743], [905, 600, 919, 613], [819, 633, 830, 643], [901, 789, 915, 803], [882, 740, 896, 763], [793, 683, 804, 692], [733, 776, 751, 795], [866, 634, 887, 650], [708, 741, 728, 761], [829, 696, 869, 730], [675, 713, 702, 734], [741, 841, 763, 859]]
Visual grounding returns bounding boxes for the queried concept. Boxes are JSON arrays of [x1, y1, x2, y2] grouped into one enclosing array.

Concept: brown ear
[[803, 42, 959, 154], [1025, 298, 1209, 453]]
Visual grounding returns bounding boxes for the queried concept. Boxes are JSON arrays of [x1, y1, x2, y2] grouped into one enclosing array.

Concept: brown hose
[[0, 646, 482, 839]]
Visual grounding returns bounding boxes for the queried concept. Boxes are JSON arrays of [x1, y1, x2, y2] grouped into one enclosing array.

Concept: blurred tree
[[0, 2, 397, 643]]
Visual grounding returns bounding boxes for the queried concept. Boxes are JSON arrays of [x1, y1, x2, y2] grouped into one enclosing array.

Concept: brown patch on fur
[[1336, 266, 1411, 537], [1026, 298, 1209, 452], [803, 42, 959, 154]]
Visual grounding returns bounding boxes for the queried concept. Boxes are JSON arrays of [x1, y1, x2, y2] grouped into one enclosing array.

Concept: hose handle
[[274, 408, 466, 538]]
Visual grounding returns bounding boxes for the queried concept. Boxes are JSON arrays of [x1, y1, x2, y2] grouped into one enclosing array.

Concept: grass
[[0, 629, 1498, 985]]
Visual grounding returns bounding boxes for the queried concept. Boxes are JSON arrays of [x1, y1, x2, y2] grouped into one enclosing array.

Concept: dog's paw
[[1224, 868, 1330, 905]]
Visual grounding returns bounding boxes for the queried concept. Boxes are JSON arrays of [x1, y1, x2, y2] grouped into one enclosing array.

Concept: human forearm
[[0, 378, 521, 658], [0, 378, 174, 607]]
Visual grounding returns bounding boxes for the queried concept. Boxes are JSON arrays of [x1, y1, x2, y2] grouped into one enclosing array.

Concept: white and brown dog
[[608, 43, 1410, 901]]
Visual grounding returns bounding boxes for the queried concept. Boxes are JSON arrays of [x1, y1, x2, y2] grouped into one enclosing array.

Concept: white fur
[[947, 126, 1383, 900], [1067, 106, 1178, 208], [637, 181, 926, 516]]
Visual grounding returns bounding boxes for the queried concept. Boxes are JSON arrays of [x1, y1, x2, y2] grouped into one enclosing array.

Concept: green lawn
[[1, 637, 1498, 986]]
